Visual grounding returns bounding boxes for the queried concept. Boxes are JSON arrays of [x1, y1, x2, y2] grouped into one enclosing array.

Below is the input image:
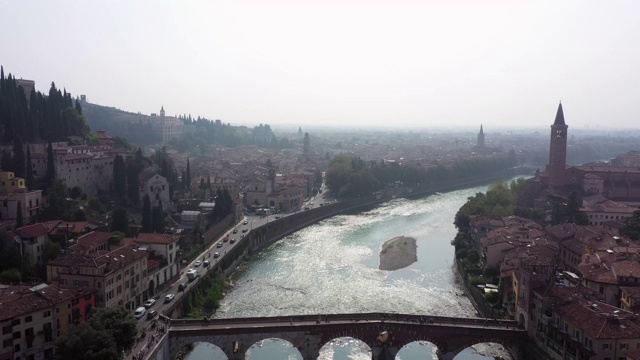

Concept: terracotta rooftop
[[0, 284, 76, 322], [135, 233, 179, 245], [15, 220, 61, 238]]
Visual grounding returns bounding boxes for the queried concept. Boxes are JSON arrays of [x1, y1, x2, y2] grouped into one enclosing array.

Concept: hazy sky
[[2, 0, 639, 129]]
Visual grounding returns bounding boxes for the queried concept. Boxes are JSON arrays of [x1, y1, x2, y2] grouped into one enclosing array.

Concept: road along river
[[187, 179, 523, 359]]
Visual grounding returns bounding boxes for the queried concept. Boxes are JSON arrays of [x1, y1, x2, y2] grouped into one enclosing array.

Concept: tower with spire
[[547, 102, 568, 190], [477, 124, 485, 149], [160, 106, 165, 118], [303, 132, 310, 159]]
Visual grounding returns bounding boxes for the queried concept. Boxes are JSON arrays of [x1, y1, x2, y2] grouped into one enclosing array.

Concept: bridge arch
[[450, 340, 519, 360], [177, 341, 227, 359], [319, 336, 371, 359], [245, 338, 303, 359], [396, 340, 440, 359]]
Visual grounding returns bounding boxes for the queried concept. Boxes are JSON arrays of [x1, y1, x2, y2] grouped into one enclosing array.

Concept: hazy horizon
[[2, 1, 640, 130]]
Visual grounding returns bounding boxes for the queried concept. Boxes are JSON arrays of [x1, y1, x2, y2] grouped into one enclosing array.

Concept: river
[[186, 180, 521, 359]]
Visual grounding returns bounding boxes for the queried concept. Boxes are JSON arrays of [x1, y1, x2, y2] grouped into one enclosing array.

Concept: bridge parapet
[[165, 313, 525, 360]]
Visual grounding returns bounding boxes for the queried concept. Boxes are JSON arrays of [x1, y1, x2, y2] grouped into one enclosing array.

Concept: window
[[13, 331, 21, 339], [25, 316, 32, 323], [2, 325, 11, 335], [620, 343, 629, 349], [3, 338, 11, 348], [11, 319, 20, 326], [584, 337, 592, 350], [43, 310, 51, 318]]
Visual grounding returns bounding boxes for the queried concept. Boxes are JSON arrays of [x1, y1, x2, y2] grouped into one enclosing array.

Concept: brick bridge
[[151, 313, 525, 360]]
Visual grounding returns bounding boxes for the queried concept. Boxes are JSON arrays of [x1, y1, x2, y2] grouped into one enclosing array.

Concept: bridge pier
[[371, 345, 398, 360]]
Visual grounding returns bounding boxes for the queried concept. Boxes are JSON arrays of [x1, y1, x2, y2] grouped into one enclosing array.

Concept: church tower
[[548, 102, 568, 189], [477, 124, 485, 148], [303, 132, 310, 159], [160, 106, 165, 118]]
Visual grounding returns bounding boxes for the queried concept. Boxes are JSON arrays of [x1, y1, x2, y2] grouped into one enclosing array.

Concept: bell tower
[[548, 102, 568, 189], [477, 124, 485, 148]]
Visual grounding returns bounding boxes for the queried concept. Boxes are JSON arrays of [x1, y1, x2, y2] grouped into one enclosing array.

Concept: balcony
[[541, 313, 551, 325]]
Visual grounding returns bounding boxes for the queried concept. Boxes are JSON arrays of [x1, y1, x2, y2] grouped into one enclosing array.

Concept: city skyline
[[2, 0, 640, 129]]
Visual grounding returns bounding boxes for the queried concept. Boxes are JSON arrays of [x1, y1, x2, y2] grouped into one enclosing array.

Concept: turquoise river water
[[186, 179, 523, 359]]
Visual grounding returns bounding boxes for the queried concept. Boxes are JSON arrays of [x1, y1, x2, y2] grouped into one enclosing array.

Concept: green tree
[[12, 136, 26, 178], [87, 307, 137, 355], [55, 323, 119, 360], [25, 145, 34, 190], [43, 241, 61, 264], [185, 158, 191, 192], [111, 208, 129, 235], [152, 205, 165, 233], [16, 201, 23, 228], [0, 232, 22, 272], [113, 155, 126, 197], [0, 268, 21, 284], [45, 138, 55, 190], [141, 195, 152, 232], [621, 208, 640, 240], [40, 179, 69, 221]]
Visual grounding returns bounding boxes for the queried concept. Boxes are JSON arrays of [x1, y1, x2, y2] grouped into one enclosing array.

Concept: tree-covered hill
[[0, 66, 88, 143]]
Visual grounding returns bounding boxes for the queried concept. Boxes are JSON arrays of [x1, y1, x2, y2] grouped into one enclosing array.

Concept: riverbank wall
[[454, 257, 494, 318], [190, 167, 533, 318], [246, 167, 532, 255]]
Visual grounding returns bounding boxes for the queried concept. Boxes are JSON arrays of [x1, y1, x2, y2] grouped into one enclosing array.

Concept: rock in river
[[379, 236, 417, 271]]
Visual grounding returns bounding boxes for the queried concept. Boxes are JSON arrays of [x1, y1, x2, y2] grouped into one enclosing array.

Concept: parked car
[[146, 310, 158, 319], [243, 220, 248, 225], [242, 228, 248, 233], [134, 307, 146, 319], [164, 294, 175, 303], [143, 299, 156, 309]]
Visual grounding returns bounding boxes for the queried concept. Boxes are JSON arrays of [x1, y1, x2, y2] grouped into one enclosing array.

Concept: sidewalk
[[124, 320, 169, 360]]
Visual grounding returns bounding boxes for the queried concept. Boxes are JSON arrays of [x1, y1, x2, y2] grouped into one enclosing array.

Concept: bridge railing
[[169, 312, 519, 329]]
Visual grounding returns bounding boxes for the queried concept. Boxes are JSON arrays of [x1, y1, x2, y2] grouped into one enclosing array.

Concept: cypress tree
[[16, 201, 23, 228], [12, 136, 26, 178], [74, 99, 82, 115], [113, 155, 126, 197], [45, 138, 55, 189], [185, 158, 191, 192], [25, 145, 33, 190], [141, 195, 152, 232], [151, 206, 165, 233]]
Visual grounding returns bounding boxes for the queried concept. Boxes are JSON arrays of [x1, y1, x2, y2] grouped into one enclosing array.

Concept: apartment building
[[12, 221, 60, 267], [132, 233, 180, 296], [47, 244, 148, 311], [530, 285, 640, 360], [0, 171, 43, 225], [0, 283, 95, 360]]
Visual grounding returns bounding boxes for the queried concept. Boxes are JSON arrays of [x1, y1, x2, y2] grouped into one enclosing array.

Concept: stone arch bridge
[[151, 313, 525, 360]]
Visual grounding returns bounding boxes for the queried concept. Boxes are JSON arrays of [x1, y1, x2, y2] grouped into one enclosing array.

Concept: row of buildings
[[1, 223, 181, 360], [467, 104, 640, 359]]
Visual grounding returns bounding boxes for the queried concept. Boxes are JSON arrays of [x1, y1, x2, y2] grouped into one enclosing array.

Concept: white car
[[164, 294, 175, 303], [243, 220, 248, 225], [134, 307, 146, 319], [143, 299, 156, 308], [194, 260, 202, 267]]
